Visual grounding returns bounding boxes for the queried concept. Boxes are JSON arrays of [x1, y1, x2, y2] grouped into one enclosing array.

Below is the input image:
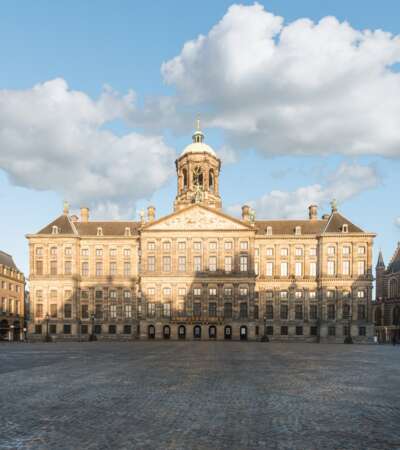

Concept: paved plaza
[[0, 342, 399, 450]]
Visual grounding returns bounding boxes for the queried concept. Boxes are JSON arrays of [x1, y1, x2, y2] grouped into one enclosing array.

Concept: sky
[[1, 0, 400, 277]]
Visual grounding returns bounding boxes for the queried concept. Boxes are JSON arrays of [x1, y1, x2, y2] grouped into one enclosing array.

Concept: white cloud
[[0, 78, 175, 218], [395, 217, 400, 228], [228, 162, 380, 219], [160, 3, 400, 157]]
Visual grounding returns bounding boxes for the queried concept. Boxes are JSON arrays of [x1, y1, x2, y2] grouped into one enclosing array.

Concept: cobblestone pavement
[[0, 342, 400, 450]]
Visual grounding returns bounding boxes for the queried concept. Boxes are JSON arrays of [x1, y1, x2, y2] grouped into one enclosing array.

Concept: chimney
[[322, 213, 330, 220], [63, 201, 69, 215], [242, 205, 250, 222], [80, 207, 89, 223], [308, 204, 318, 220], [147, 206, 156, 222]]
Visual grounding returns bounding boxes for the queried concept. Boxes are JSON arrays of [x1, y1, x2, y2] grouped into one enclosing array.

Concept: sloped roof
[[254, 220, 327, 235], [0, 250, 18, 270], [74, 221, 140, 236], [37, 215, 75, 235], [388, 243, 400, 273], [323, 212, 364, 233]]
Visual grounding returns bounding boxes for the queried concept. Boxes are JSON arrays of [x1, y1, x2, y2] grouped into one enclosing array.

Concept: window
[[240, 241, 248, 251], [280, 262, 288, 277], [178, 256, 186, 272], [50, 303, 58, 318], [358, 246, 366, 255], [327, 246, 335, 256], [240, 303, 248, 318], [95, 304, 103, 319], [224, 241, 233, 251], [36, 247, 43, 256], [63, 324, 71, 334], [178, 288, 186, 296], [327, 290, 335, 299], [281, 326, 288, 336], [124, 227, 131, 236], [280, 304, 288, 320], [147, 303, 156, 318], [309, 262, 317, 277], [327, 260, 335, 276], [163, 303, 171, 318], [266, 326, 274, 336], [163, 241, 171, 252], [266, 248, 273, 256], [209, 241, 217, 251], [224, 303, 232, 318], [342, 304, 350, 319], [295, 247, 303, 256], [96, 262, 103, 276], [280, 248, 288, 257], [358, 261, 365, 276], [110, 304, 117, 319], [343, 325, 350, 337], [178, 241, 186, 251], [97, 227, 103, 236], [94, 290, 102, 299], [209, 256, 217, 272], [64, 261, 72, 275], [82, 248, 89, 257], [266, 226, 273, 236], [35, 324, 42, 334], [296, 326, 303, 336], [124, 262, 131, 277], [343, 246, 350, 256], [358, 304, 366, 320], [109, 248, 117, 258], [110, 262, 117, 276], [147, 256, 155, 272], [50, 260, 57, 275], [94, 325, 102, 334], [147, 241, 155, 251], [36, 260, 43, 275], [82, 262, 89, 277], [342, 290, 350, 298], [163, 256, 171, 272], [295, 291, 302, 299], [328, 326, 336, 337], [309, 247, 317, 256], [109, 290, 117, 300], [177, 301, 185, 316], [357, 290, 365, 299], [50, 247, 57, 256], [342, 260, 350, 276], [208, 302, 217, 317], [295, 262, 302, 277], [209, 288, 217, 297], [359, 326, 366, 336], [295, 304, 303, 320], [193, 288, 201, 297], [309, 304, 318, 320], [266, 262, 273, 277], [193, 256, 201, 272], [266, 304, 273, 320], [254, 305, 259, 319], [81, 304, 89, 319], [163, 287, 171, 298], [295, 226, 301, 235], [147, 287, 155, 297], [64, 247, 72, 257], [193, 242, 202, 251], [64, 303, 72, 319], [109, 325, 116, 334], [35, 303, 43, 318], [280, 291, 288, 299], [224, 288, 232, 297], [123, 248, 130, 258], [310, 326, 318, 336], [240, 256, 248, 272], [193, 302, 201, 316], [224, 256, 232, 273], [239, 287, 248, 297], [95, 248, 103, 257], [124, 290, 131, 299], [328, 304, 336, 320], [123, 325, 132, 335]]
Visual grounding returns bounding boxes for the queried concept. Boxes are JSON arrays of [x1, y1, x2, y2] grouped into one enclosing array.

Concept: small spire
[[192, 116, 204, 143], [330, 198, 338, 213], [63, 201, 69, 215], [376, 250, 385, 268], [196, 116, 201, 131]]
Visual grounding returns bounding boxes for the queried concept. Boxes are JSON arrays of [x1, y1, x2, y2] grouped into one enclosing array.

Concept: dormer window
[[52, 226, 59, 234], [97, 227, 103, 236], [124, 227, 131, 236], [266, 226, 272, 236], [342, 224, 348, 233], [295, 226, 301, 236]]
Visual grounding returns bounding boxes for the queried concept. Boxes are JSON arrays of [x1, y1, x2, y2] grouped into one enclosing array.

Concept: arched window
[[393, 306, 400, 325], [240, 325, 248, 341], [209, 325, 217, 339], [209, 169, 215, 192], [148, 325, 155, 339], [224, 325, 232, 340], [389, 278, 398, 299], [163, 325, 170, 339], [178, 325, 186, 339], [193, 166, 203, 187], [193, 325, 201, 339], [182, 168, 188, 189]]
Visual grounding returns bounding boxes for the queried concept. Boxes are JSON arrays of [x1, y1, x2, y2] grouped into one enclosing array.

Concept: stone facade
[[27, 127, 376, 342], [0, 251, 25, 340], [373, 245, 400, 342]]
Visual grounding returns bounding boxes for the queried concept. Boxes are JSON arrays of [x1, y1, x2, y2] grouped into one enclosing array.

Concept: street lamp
[[9, 324, 14, 342], [345, 307, 353, 344], [44, 313, 51, 342], [89, 313, 96, 341]]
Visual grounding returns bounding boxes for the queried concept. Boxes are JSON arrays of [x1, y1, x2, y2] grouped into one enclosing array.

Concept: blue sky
[[1, 0, 400, 276]]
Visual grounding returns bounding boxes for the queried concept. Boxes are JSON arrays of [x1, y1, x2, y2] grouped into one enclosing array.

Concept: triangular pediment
[[144, 205, 252, 231]]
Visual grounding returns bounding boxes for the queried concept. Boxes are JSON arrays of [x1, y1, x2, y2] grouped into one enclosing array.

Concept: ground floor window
[[63, 324, 71, 334], [94, 324, 102, 334], [81, 324, 88, 334], [266, 326, 274, 336], [209, 326, 216, 338], [35, 324, 42, 334], [240, 326, 247, 340], [328, 326, 336, 337], [280, 326, 288, 336], [359, 326, 366, 336], [296, 326, 303, 336], [49, 324, 57, 334], [109, 325, 117, 334], [194, 325, 201, 338], [148, 325, 155, 338], [178, 325, 186, 339], [310, 326, 318, 336], [123, 325, 132, 334], [343, 325, 350, 337], [163, 325, 170, 339], [224, 326, 232, 339]]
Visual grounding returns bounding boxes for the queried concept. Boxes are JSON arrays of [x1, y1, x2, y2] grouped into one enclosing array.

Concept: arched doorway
[[193, 325, 201, 339], [178, 325, 186, 339], [148, 325, 155, 339], [0, 320, 9, 341], [209, 325, 217, 339], [224, 325, 232, 340], [13, 321, 21, 341], [163, 325, 170, 339], [240, 325, 248, 341]]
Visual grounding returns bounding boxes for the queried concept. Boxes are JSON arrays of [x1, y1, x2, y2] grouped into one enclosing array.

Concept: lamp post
[[345, 307, 353, 344], [9, 324, 14, 342], [90, 313, 96, 341], [44, 313, 51, 342]]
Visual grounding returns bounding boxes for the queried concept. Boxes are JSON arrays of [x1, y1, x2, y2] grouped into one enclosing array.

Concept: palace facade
[[373, 244, 400, 342], [27, 126, 376, 342], [0, 250, 25, 340]]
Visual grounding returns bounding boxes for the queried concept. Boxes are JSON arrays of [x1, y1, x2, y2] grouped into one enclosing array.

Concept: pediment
[[145, 205, 251, 231]]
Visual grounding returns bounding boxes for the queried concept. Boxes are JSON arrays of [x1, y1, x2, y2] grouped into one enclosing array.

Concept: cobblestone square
[[0, 342, 399, 450]]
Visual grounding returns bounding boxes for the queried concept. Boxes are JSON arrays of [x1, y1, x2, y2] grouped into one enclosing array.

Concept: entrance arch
[[240, 325, 248, 341], [148, 325, 155, 339], [224, 325, 232, 340], [193, 325, 201, 339], [163, 325, 170, 339], [209, 325, 217, 339], [178, 325, 186, 339]]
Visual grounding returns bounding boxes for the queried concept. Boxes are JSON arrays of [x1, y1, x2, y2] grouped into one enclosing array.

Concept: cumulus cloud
[[0, 79, 175, 218], [160, 3, 400, 157], [228, 162, 380, 219]]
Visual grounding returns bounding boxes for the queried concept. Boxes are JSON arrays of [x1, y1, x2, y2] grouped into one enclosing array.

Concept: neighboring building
[[27, 126, 376, 342], [0, 250, 25, 341], [373, 245, 400, 342]]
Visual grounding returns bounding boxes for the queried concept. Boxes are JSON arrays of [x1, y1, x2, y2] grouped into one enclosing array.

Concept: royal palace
[[27, 126, 376, 342]]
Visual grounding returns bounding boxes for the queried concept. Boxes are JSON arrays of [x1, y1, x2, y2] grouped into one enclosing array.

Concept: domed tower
[[174, 121, 222, 211]]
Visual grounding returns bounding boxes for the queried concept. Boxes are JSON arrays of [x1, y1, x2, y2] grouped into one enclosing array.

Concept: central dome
[[180, 123, 217, 157]]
